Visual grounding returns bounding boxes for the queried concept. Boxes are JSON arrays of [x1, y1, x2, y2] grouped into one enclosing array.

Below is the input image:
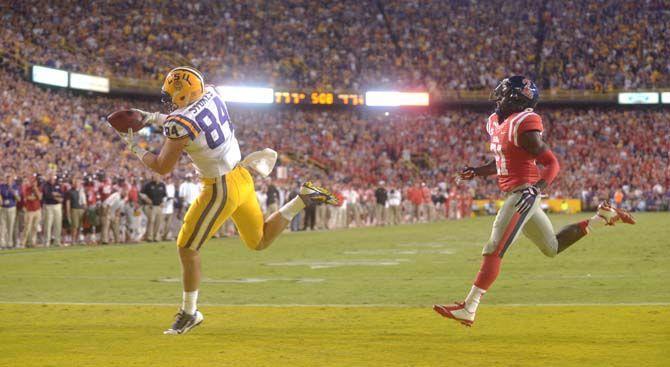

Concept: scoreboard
[[29, 64, 430, 107], [274, 91, 365, 106]]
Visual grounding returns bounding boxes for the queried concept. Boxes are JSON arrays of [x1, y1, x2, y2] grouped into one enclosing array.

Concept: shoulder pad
[[163, 114, 201, 140]]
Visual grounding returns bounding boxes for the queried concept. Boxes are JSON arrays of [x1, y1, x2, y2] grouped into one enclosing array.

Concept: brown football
[[107, 109, 144, 133]]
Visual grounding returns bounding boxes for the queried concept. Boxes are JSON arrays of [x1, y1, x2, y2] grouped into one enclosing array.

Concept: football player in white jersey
[[116, 66, 337, 335]]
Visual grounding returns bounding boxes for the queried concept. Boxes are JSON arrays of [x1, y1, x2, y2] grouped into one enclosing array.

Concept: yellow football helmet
[[161, 66, 205, 109]]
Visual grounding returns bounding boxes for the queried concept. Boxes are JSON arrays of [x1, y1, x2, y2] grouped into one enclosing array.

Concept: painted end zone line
[[2, 301, 669, 307]]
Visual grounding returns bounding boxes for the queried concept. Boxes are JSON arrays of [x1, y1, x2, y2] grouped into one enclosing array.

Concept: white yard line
[[1, 301, 668, 307]]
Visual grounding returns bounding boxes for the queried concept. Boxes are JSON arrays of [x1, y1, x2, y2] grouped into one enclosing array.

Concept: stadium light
[[31, 65, 68, 88], [70, 72, 110, 93], [365, 91, 430, 106], [617, 92, 659, 105], [661, 92, 670, 104], [216, 86, 274, 104]]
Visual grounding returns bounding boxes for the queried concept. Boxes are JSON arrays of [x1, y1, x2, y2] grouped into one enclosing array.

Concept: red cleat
[[613, 206, 636, 225], [597, 201, 636, 225], [433, 302, 475, 327]]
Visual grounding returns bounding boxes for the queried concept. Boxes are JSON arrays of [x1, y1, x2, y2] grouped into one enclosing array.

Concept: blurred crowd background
[[3, 0, 668, 92], [0, 0, 669, 248]]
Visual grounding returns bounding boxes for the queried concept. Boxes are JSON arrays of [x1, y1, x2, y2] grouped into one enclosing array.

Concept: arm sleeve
[[536, 149, 560, 186]]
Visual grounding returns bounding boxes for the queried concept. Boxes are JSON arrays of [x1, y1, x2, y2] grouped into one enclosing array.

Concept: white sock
[[586, 214, 607, 232], [464, 285, 486, 313], [182, 290, 198, 315], [278, 196, 306, 221]]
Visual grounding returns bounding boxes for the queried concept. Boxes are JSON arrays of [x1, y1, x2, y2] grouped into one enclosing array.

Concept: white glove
[[131, 108, 165, 127], [116, 128, 148, 159]]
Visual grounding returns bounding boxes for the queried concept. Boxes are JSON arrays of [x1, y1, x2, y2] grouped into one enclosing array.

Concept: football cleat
[[163, 309, 204, 335], [612, 206, 636, 225], [299, 182, 338, 206], [433, 302, 475, 327], [597, 201, 635, 225]]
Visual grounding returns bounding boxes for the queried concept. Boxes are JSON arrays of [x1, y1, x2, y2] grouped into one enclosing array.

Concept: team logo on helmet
[[521, 78, 535, 99]]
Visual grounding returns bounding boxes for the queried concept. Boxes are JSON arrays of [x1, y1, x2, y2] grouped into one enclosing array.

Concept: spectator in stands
[[343, 186, 362, 228], [0, 173, 20, 248], [102, 185, 127, 244], [407, 183, 423, 223], [287, 185, 302, 232], [266, 181, 280, 218], [98, 173, 115, 245], [42, 174, 63, 247], [303, 201, 316, 231], [387, 187, 402, 226], [178, 173, 199, 219], [159, 176, 176, 241], [82, 176, 100, 245], [374, 181, 387, 226], [140, 175, 166, 242], [22, 174, 42, 248], [64, 178, 86, 246]]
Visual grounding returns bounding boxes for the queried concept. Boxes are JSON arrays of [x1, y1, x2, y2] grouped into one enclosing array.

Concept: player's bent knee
[[539, 240, 558, 258], [242, 235, 266, 251], [543, 249, 557, 258]]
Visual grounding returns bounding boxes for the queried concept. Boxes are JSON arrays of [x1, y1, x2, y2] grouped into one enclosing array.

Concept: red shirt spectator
[[407, 186, 423, 205], [85, 185, 98, 206], [22, 179, 42, 212]]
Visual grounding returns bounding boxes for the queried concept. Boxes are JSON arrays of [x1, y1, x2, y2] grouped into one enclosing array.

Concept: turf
[[1, 213, 669, 366]]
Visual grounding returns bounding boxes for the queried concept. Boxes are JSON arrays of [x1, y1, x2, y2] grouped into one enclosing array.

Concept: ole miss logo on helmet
[[521, 78, 535, 100]]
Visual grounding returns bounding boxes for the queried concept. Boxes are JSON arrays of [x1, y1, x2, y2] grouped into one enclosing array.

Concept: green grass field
[[1, 213, 668, 366]]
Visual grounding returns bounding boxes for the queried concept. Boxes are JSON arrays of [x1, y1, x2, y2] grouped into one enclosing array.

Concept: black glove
[[455, 167, 476, 183], [514, 185, 539, 215]]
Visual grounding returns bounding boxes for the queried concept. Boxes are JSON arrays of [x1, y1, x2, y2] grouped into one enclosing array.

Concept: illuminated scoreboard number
[[274, 91, 365, 106], [311, 92, 334, 105]]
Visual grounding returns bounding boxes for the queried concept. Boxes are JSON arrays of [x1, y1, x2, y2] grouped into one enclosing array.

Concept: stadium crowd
[[1, 68, 669, 248], [3, 0, 669, 91], [1, 0, 669, 249]]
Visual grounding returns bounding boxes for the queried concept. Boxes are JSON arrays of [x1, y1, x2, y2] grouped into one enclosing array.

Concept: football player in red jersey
[[433, 76, 636, 327]]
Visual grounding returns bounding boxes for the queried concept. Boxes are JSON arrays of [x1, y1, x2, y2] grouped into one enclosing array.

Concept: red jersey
[[85, 185, 98, 205], [21, 183, 41, 212], [98, 180, 114, 202], [486, 109, 544, 192]]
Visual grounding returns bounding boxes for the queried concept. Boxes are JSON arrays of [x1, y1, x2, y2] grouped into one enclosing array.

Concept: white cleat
[[164, 309, 204, 335], [433, 302, 476, 327]]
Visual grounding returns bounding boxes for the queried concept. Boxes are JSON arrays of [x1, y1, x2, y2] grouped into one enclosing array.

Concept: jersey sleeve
[[485, 113, 496, 136], [512, 112, 543, 146], [163, 114, 201, 140]]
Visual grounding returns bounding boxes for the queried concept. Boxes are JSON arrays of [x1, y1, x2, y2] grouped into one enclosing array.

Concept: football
[[107, 109, 144, 133]]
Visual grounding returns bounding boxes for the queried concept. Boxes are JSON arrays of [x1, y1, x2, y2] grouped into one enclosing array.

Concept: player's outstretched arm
[[518, 131, 559, 190], [474, 160, 497, 177], [116, 128, 188, 175], [140, 136, 189, 175], [457, 160, 497, 181]]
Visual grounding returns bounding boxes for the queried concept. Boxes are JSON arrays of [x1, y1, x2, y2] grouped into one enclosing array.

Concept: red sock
[[473, 254, 501, 290], [577, 220, 589, 235]]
